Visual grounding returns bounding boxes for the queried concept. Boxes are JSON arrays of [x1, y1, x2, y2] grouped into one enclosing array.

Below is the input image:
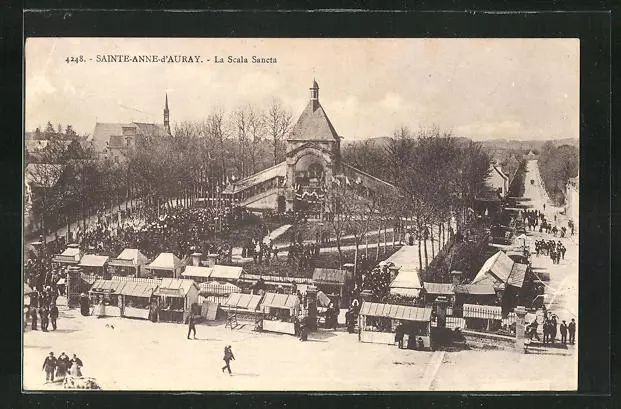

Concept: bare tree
[[265, 99, 292, 165]]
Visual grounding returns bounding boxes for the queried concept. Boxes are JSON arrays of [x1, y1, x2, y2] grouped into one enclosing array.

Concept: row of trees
[[537, 142, 579, 206], [335, 126, 492, 273]]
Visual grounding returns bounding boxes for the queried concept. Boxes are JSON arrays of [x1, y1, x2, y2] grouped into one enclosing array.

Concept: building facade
[[223, 80, 400, 214]]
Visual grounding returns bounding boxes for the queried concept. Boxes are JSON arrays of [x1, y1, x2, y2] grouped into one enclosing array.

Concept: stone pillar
[[450, 270, 462, 287], [66, 266, 83, 308], [205, 253, 218, 267], [434, 296, 448, 328], [305, 285, 318, 331], [514, 305, 528, 352], [191, 253, 202, 267]]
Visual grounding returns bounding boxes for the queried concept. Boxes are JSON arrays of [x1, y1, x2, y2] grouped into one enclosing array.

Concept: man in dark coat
[[30, 307, 38, 330], [549, 315, 558, 344], [187, 314, 197, 339], [395, 323, 405, 349], [221, 345, 235, 375], [568, 318, 576, 344], [42, 352, 57, 383], [40, 306, 49, 332], [560, 320, 568, 345], [49, 303, 59, 331]]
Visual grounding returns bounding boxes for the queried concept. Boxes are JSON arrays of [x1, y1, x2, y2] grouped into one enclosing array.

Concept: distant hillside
[[343, 136, 579, 153]]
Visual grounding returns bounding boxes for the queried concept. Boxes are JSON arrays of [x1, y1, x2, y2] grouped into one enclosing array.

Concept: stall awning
[[359, 302, 432, 322], [110, 248, 148, 267], [199, 281, 241, 294], [146, 253, 183, 270], [390, 269, 422, 289], [454, 283, 496, 295], [463, 303, 502, 320], [209, 265, 243, 280], [389, 288, 421, 298], [423, 282, 455, 295], [261, 292, 300, 309], [118, 281, 158, 298], [90, 279, 126, 293], [507, 262, 528, 288], [52, 247, 81, 263], [154, 278, 197, 297], [79, 255, 109, 268], [222, 293, 262, 311], [182, 266, 213, 279], [472, 251, 514, 286], [312, 268, 348, 285]]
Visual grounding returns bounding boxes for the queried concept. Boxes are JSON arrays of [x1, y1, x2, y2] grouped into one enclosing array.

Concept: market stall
[[78, 255, 110, 277], [453, 283, 498, 313], [153, 278, 200, 323], [312, 268, 351, 308], [208, 265, 244, 283], [198, 281, 241, 304], [260, 292, 301, 335], [358, 301, 432, 350], [221, 292, 263, 329], [88, 279, 127, 317], [118, 280, 159, 319], [389, 269, 423, 299], [422, 282, 455, 304], [462, 303, 503, 332], [144, 253, 184, 279], [51, 244, 82, 267], [181, 266, 213, 283], [108, 248, 149, 278]]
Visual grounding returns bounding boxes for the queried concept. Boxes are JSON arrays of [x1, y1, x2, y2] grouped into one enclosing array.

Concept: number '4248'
[[65, 56, 85, 63]]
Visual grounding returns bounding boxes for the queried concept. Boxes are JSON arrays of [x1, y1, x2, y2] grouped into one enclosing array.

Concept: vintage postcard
[[23, 37, 579, 391]]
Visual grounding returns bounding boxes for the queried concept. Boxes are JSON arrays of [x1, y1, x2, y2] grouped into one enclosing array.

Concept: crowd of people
[[78, 205, 240, 262], [42, 352, 84, 384], [526, 311, 576, 346], [534, 239, 566, 264]]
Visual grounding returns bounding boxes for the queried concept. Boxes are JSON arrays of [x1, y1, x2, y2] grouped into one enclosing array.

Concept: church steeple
[[164, 93, 170, 135], [310, 79, 319, 102]]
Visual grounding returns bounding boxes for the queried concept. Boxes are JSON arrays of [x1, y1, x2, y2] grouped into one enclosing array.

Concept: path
[[263, 224, 291, 244]]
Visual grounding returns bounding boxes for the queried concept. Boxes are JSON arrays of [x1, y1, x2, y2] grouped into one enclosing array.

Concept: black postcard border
[[1, 6, 613, 409]]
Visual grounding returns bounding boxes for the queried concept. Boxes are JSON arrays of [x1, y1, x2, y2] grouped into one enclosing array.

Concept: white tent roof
[[114, 248, 149, 265], [146, 252, 183, 270], [390, 269, 422, 290]]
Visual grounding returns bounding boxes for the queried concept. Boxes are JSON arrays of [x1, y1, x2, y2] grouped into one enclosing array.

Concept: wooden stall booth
[[88, 279, 126, 317], [181, 266, 213, 283], [312, 268, 351, 308], [144, 253, 184, 279], [198, 281, 241, 305], [208, 265, 244, 283], [422, 282, 455, 304], [358, 301, 433, 350], [153, 278, 199, 323], [118, 280, 159, 319], [221, 292, 263, 330], [462, 303, 503, 332], [51, 243, 82, 267], [260, 292, 301, 335], [78, 255, 110, 278], [108, 248, 149, 278], [453, 283, 497, 316]]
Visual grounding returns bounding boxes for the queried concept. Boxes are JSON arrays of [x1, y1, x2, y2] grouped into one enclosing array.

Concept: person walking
[[42, 352, 57, 383], [55, 352, 70, 381], [69, 354, 83, 377], [560, 321, 568, 345], [221, 345, 235, 375], [187, 314, 197, 339], [568, 318, 576, 344], [30, 306, 38, 330], [49, 303, 59, 331]]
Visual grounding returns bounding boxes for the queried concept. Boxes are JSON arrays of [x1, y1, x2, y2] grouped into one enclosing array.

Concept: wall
[[462, 329, 516, 350]]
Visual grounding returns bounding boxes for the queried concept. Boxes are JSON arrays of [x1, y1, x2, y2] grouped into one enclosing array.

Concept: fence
[[80, 273, 162, 286]]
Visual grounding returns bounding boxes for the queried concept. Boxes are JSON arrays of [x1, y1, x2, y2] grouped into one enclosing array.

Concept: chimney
[[205, 253, 218, 268], [191, 253, 202, 267]]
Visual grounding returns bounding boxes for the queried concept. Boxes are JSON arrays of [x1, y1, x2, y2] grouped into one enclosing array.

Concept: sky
[[25, 38, 579, 142]]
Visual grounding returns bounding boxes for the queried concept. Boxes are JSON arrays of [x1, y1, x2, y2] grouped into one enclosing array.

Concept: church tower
[[164, 93, 171, 135]]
